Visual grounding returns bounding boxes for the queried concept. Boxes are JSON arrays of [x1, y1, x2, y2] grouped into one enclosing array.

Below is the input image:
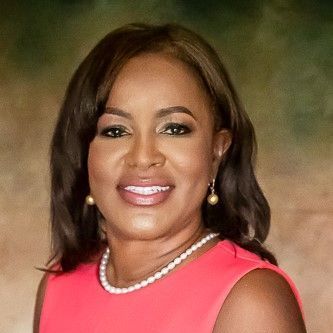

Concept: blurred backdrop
[[0, 0, 332, 332]]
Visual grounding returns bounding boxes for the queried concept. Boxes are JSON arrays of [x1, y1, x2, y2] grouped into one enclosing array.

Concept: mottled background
[[0, 0, 332, 332]]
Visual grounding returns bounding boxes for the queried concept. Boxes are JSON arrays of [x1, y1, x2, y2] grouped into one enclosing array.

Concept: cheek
[[168, 137, 213, 186], [87, 141, 118, 191]]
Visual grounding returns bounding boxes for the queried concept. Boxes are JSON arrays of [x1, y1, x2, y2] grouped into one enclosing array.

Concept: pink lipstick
[[117, 186, 174, 207]]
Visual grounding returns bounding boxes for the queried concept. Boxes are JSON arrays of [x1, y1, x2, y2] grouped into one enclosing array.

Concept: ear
[[211, 129, 232, 180]]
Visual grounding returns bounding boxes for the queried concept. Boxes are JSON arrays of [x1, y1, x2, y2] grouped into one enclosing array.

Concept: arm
[[212, 269, 306, 333], [33, 273, 48, 333]]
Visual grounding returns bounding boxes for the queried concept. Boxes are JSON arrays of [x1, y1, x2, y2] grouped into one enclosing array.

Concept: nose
[[124, 133, 165, 170]]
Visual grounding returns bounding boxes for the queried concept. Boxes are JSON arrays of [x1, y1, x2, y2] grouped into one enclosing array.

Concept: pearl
[[173, 257, 182, 265], [190, 244, 198, 251], [167, 262, 176, 270], [134, 283, 141, 290], [185, 249, 192, 256], [85, 194, 95, 205], [141, 280, 149, 287], [161, 267, 169, 275], [99, 232, 219, 294], [147, 276, 155, 283], [207, 193, 219, 205], [180, 253, 187, 260]]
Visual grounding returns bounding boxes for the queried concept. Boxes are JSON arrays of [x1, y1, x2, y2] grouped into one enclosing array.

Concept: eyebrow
[[104, 106, 197, 120]]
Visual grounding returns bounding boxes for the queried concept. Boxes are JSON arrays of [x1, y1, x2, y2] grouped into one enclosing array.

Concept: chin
[[129, 216, 160, 235], [108, 214, 170, 241]]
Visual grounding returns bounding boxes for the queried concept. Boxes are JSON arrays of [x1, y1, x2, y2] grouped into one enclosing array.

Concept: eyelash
[[100, 125, 128, 138], [100, 123, 192, 138], [162, 123, 192, 136]]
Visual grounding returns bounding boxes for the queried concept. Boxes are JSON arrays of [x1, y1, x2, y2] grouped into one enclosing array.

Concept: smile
[[124, 185, 170, 195], [118, 185, 174, 206]]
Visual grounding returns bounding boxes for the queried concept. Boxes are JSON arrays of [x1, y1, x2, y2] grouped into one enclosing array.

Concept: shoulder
[[212, 268, 306, 332], [216, 241, 303, 307], [33, 263, 97, 332]]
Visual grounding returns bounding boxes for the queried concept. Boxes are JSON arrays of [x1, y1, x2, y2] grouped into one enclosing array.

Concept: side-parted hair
[[50, 23, 277, 271]]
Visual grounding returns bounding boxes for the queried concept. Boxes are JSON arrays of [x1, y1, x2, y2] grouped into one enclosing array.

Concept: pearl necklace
[[99, 232, 219, 294]]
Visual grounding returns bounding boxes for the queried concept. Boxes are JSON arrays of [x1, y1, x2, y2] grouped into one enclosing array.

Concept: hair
[[49, 22, 277, 272]]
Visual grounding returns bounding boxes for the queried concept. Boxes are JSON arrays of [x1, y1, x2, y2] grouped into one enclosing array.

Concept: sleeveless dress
[[40, 240, 303, 332]]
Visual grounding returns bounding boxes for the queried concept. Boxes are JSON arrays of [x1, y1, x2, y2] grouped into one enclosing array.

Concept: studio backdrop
[[0, 1, 332, 332]]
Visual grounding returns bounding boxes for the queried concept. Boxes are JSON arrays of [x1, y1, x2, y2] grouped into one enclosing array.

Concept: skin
[[212, 269, 307, 332], [33, 52, 306, 332], [87, 52, 231, 286]]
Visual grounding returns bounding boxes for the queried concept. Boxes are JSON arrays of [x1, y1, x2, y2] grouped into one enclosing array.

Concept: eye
[[100, 126, 129, 138], [162, 123, 192, 136]]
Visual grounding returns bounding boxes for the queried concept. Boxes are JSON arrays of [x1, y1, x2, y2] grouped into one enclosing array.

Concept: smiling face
[[88, 52, 231, 241]]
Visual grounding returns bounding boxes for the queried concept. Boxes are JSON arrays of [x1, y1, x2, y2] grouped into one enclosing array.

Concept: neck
[[104, 224, 216, 287]]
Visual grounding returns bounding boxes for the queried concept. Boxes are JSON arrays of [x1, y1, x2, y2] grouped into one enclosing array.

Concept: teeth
[[124, 185, 170, 195]]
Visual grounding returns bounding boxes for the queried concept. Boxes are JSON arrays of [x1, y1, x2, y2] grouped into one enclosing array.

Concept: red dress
[[40, 240, 303, 332]]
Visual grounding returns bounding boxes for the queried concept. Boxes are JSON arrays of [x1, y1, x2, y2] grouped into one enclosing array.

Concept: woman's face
[[88, 52, 230, 240]]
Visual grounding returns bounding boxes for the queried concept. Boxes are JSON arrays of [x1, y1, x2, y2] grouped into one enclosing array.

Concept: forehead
[[106, 52, 214, 122]]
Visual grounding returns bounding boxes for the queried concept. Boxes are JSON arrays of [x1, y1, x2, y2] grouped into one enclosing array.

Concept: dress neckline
[[94, 239, 229, 295]]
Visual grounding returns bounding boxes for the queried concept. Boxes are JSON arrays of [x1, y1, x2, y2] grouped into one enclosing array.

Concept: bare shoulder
[[213, 268, 306, 333], [33, 273, 49, 333]]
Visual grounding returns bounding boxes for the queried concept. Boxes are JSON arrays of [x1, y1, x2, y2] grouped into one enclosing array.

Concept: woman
[[34, 23, 306, 332]]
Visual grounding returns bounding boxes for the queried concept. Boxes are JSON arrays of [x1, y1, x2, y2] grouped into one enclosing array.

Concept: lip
[[118, 177, 174, 188], [117, 186, 174, 207]]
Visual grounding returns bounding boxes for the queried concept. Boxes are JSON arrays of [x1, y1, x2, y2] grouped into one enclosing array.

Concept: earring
[[85, 194, 95, 205], [207, 179, 219, 205]]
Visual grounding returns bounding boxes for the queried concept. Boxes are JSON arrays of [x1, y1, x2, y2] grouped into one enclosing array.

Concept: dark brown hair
[[49, 23, 277, 272]]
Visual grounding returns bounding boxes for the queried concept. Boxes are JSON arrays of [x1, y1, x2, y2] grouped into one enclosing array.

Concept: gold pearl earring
[[85, 194, 95, 205], [207, 179, 219, 205]]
